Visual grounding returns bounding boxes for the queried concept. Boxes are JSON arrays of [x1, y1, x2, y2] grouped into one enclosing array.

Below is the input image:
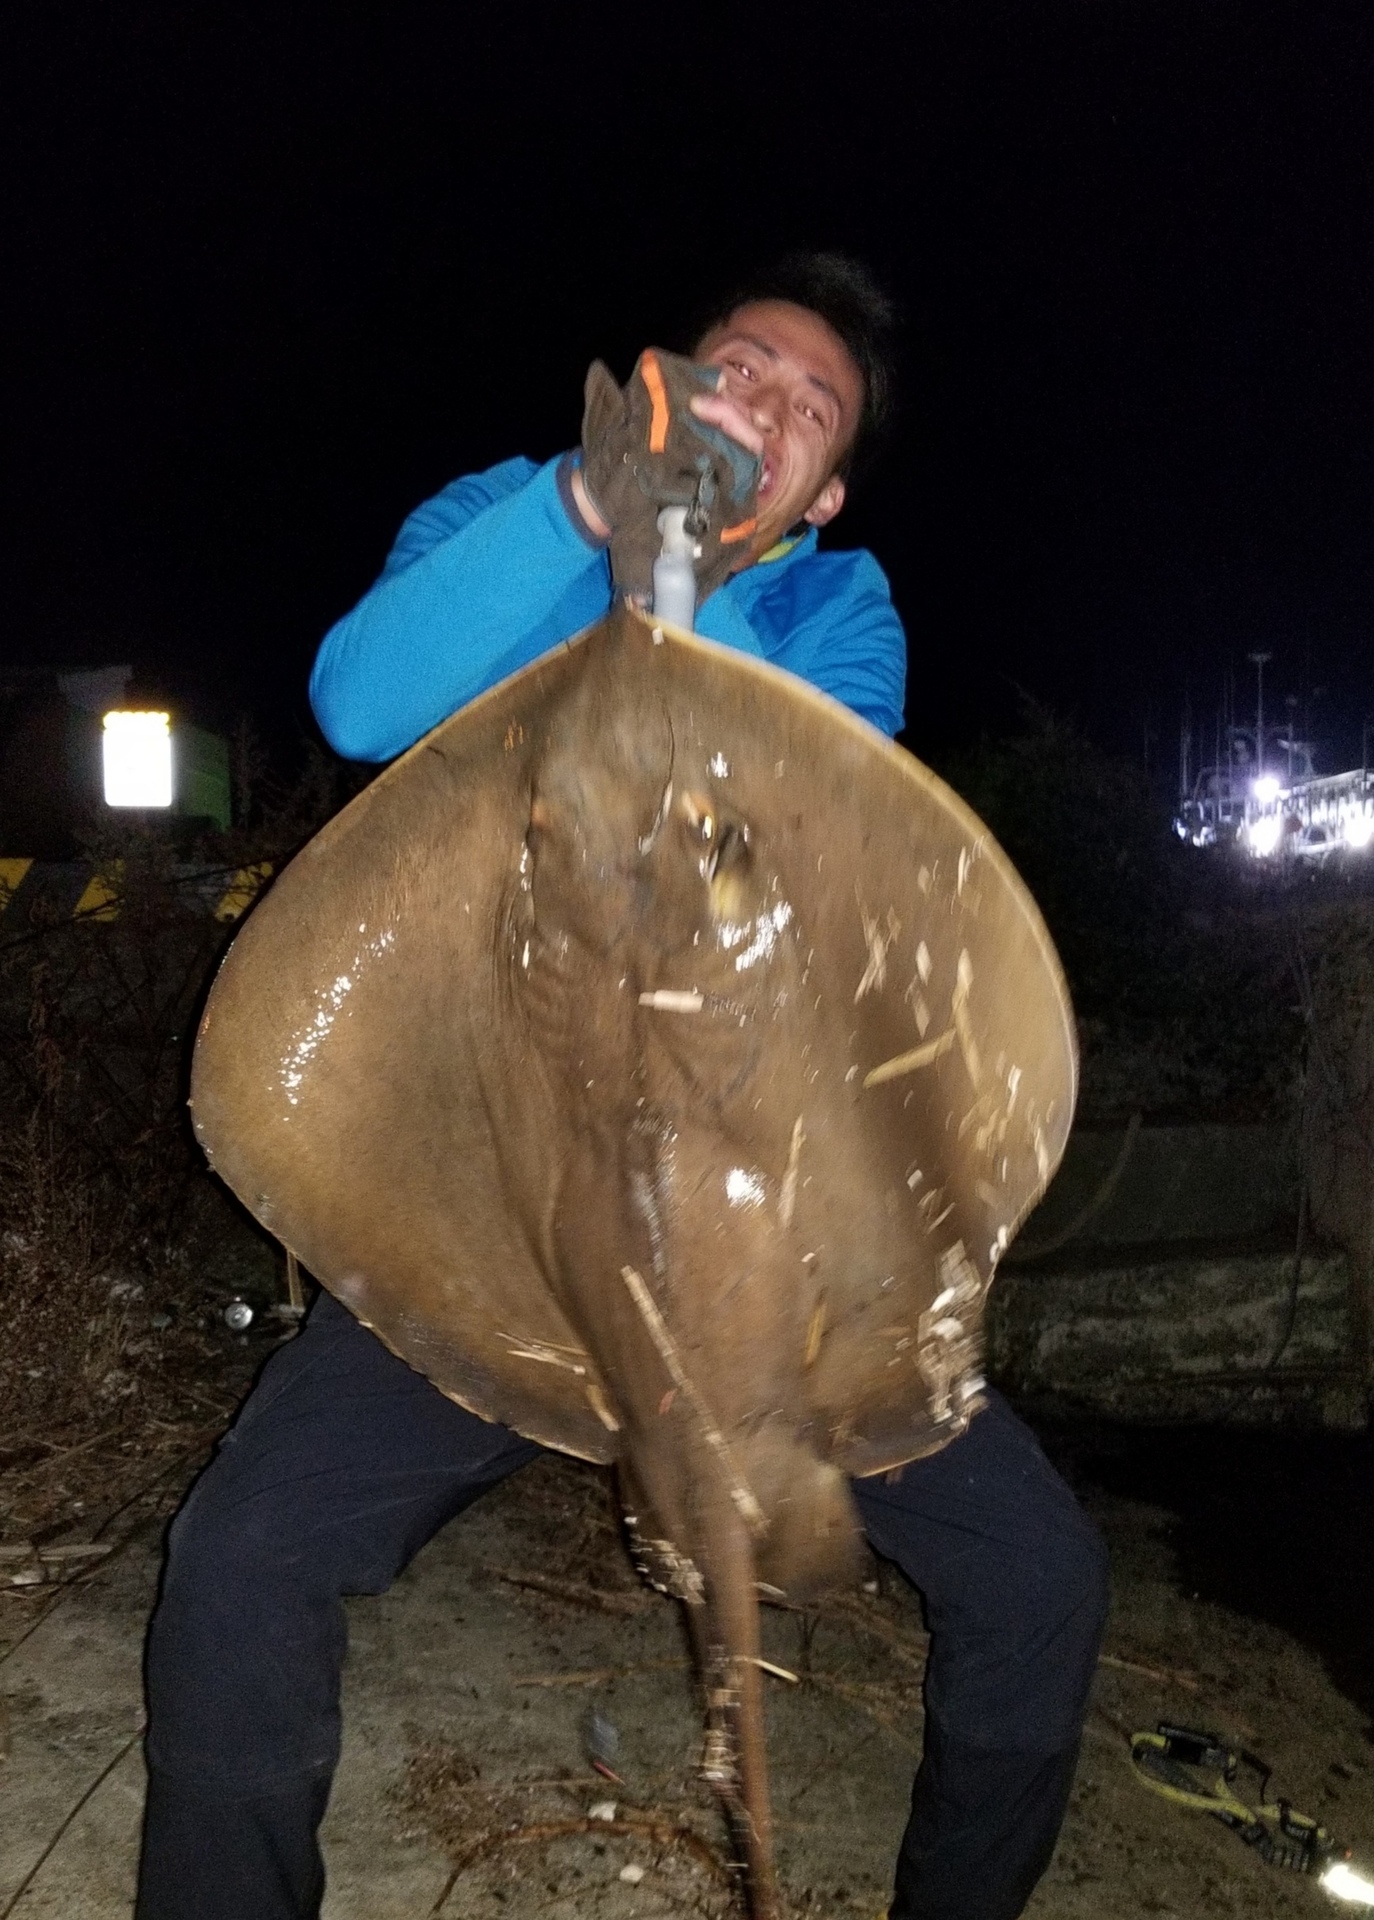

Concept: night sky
[[6, 2, 1374, 776]]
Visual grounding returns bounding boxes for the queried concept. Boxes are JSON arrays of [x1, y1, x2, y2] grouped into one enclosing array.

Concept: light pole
[[1285, 693, 1298, 784], [1248, 651, 1272, 778]]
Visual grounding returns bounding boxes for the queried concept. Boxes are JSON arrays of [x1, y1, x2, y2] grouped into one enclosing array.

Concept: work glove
[[579, 348, 761, 604]]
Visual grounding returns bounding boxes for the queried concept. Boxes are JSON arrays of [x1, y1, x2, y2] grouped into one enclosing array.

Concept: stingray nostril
[[705, 820, 750, 883], [717, 821, 748, 864]]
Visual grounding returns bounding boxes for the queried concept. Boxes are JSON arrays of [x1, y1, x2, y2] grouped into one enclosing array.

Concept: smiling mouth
[[757, 457, 776, 499]]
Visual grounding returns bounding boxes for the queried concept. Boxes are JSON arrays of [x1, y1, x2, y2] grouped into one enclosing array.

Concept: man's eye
[[729, 360, 756, 381]]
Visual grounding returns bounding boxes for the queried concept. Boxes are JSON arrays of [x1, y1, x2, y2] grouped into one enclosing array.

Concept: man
[[137, 253, 1107, 1920]]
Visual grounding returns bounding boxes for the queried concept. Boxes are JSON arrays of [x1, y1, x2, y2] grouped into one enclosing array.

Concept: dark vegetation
[[0, 739, 369, 1521], [935, 707, 1328, 1125]]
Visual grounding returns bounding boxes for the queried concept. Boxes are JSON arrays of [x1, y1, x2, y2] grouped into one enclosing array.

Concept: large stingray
[[191, 603, 1075, 1916]]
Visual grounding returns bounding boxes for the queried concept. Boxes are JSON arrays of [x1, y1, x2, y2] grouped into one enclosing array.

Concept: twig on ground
[[802, 1671, 924, 1740], [90, 1430, 219, 1539], [0, 1433, 216, 1666], [1097, 1651, 1201, 1692], [488, 1566, 657, 1617], [514, 1659, 691, 1688], [0, 1722, 144, 1920], [20, 1424, 126, 1473], [818, 1593, 929, 1672], [427, 1812, 737, 1915], [0, 1432, 58, 1456], [788, 1722, 883, 1808], [171, 1388, 237, 1422]]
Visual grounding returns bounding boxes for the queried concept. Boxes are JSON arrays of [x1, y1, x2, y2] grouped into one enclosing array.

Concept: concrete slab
[[989, 1247, 1363, 1426]]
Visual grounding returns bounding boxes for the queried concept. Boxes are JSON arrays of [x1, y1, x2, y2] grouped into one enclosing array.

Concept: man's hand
[[688, 387, 764, 461], [578, 349, 762, 605]]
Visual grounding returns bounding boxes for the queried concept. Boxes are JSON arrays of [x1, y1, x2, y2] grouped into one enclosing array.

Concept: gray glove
[[580, 347, 761, 602]]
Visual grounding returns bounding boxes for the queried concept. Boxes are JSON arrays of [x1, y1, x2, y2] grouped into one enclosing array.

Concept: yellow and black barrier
[[0, 859, 273, 926]]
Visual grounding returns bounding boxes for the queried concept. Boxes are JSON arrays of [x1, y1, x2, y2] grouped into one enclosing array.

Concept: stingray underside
[[191, 605, 1077, 1484]]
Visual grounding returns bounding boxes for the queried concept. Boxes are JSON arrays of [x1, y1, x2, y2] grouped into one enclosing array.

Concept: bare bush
[[0, 738, 368, 1441]]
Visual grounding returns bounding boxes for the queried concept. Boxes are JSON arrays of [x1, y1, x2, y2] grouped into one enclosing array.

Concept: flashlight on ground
[[1321, 1858, 1374, 1906], [1130, 1725, 1374, 1907]]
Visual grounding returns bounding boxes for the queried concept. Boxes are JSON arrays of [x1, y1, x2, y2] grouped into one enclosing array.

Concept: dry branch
[[489, 1566, 657, 1616]]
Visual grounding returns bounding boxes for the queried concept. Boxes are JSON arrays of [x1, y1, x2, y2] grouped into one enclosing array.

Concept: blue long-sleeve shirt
[[311, 454, 907, 760]]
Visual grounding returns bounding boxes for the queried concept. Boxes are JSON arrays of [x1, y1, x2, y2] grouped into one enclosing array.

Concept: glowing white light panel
[[103, 711, 173, 809], [1246, 813, 1283, 857]]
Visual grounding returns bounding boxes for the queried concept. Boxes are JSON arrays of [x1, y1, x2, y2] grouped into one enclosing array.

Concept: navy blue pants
[[137, 1293, 1107, 1920]]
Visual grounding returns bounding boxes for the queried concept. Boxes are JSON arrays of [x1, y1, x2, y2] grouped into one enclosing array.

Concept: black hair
[[688, 251, 900, 481]]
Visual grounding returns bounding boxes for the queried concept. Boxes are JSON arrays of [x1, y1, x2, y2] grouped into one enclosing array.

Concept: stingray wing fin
[[191, 635, 624, 1462]]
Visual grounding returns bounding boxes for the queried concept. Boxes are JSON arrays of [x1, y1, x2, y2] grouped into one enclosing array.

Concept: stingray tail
[[692, 1471, 782, 1920]]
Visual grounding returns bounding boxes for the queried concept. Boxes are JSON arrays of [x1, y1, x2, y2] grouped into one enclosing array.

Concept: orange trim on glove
[[640, 351, 671, 454], [719, 517, 758, 545]]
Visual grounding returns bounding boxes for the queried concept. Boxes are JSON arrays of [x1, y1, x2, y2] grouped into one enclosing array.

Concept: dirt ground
[[1, 1317, 1372, 1920]]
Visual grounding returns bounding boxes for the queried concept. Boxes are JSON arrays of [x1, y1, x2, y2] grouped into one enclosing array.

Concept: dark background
[[4, 1, 1373, 774]]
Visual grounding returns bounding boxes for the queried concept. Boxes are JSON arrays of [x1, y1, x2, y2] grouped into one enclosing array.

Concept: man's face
[[694, 299, 864, 564]]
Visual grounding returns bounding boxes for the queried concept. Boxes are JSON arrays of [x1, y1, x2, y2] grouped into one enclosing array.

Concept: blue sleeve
[[310, 455, 612, 761]]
